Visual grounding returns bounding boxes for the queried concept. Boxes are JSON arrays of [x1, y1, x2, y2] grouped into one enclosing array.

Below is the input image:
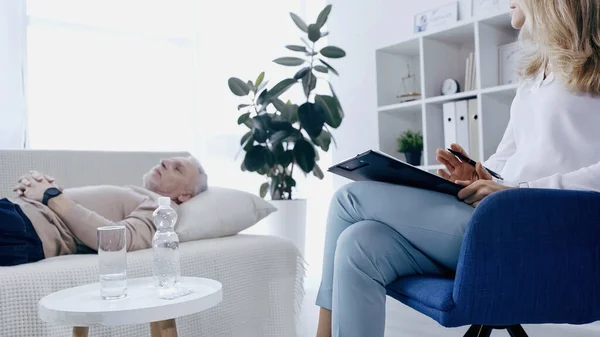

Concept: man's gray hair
[[188, 156, 208, 196]]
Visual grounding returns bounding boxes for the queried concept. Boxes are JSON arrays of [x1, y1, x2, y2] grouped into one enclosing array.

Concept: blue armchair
[[385, 188, 600, 337]]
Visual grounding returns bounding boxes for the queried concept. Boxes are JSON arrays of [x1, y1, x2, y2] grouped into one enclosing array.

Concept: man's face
[[142, 156, 200, 203]]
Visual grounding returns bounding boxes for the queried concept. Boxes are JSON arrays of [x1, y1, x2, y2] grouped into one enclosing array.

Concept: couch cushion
[[386, 276, 455, 311]]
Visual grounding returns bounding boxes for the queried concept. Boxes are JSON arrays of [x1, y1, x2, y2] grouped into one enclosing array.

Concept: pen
[[446, 148, 504, 180]]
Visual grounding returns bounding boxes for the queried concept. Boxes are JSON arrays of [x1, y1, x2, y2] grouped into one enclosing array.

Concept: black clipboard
[[328, 150, 462, 196]]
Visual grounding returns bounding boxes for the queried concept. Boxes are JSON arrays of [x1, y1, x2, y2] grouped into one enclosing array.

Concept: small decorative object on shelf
[[498, 42, 523, 85], [414, 2, 458, 33], [397, 64, 421, 102], [397, 130, 424, 166], [464, 52, 476, 91], [441, 79, 459, 95], [472, 0, 510, 17]]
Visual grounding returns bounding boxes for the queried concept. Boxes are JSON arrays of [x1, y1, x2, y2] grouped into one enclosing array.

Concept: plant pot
[[404, 151, 422, 166], [243, 199, 307, 256]]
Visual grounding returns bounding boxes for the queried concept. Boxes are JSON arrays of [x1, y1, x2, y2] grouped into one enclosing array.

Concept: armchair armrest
[[452, 188, 600, 325]]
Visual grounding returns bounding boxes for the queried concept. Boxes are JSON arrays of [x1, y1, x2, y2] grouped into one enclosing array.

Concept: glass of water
[[97, 225, 127, 300]]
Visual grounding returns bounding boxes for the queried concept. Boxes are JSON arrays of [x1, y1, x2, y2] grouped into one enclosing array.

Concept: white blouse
[[484, 71, 600, 192]]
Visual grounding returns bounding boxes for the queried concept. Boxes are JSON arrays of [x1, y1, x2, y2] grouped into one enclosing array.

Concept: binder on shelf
[[467, 99, 480, 161], [455, 100, 470, 154], [443, 102, 457, 149]]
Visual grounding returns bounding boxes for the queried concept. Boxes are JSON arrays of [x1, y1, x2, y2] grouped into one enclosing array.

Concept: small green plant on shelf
[[397, 130, 423, 166]]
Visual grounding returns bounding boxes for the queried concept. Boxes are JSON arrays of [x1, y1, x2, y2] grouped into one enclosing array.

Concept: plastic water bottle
[[152, 197, 181, 292]]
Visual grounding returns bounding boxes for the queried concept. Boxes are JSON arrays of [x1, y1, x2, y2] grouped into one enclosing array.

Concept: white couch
[[0, 150, 305, 337]]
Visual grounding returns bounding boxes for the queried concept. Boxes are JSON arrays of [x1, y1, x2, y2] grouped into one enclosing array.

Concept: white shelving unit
[[375, 10, 519, 172]]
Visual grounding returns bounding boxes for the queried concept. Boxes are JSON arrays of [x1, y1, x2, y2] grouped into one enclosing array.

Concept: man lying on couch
[[0, 156, 208, 267]]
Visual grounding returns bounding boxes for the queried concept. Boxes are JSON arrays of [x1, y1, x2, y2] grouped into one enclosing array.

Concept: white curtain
[[23, 0, 331, 277], [0, 1, 27, 148]]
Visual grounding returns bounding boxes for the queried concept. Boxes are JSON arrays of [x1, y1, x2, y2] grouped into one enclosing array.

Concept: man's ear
[[177, 193, 193, 204]]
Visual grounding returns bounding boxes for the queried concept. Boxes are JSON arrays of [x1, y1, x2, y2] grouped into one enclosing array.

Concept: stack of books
[[464, 52, 476, 92]]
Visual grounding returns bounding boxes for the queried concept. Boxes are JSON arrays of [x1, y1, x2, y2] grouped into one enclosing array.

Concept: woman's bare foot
[[316, 307, 332, 337]]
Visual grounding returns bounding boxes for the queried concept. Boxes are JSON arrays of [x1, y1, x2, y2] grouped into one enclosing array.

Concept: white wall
[[0, 1, 27, 148], [326, 0, 472, 188]]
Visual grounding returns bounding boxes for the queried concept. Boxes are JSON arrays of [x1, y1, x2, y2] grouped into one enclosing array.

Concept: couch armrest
[[452, 188, 600, 325]]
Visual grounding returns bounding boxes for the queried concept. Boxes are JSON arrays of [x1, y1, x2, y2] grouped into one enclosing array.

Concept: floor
[[297, 275, 600, 337]]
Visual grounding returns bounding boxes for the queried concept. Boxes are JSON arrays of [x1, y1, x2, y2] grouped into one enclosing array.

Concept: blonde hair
[[518, 0, 600, 94]]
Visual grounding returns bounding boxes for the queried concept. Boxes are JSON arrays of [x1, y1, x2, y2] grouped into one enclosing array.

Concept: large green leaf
[[293, 138, 316, 173], [273, 57, 305, 66], [298, 102, 325, 138], [251, 115, 271, 143], [313, 130, 332, 151], [286, 45, 307, 52], [302, 71, 317, 97], [308, 24, 321, 42], [320, 46, 346, 58], [244, 145, 268, 171], [240, 131, 252, 146], [265, 149, 275, 167], [319, 59, 339, 76], [264, 78, 296, 102], [270, 120, 294, 132], [313, 163, 324, 179], [273, 99, 299, 124], [294, 67, 311, 80], [256, 80, 268, 93], [237, 112, 250, 125], [257, 89, 268, 106], [228, 77, 250, 96], [290, 12, 308, 32], [328, 82, 344, 113], [314, 65, 328, 74], [255, 72, 265, 87], [315, 5, 332, 28], [278, 150, 294, 167], [315, 95, 342, 128], [270, 130, 292, 145], [259, 182, 269, 198]]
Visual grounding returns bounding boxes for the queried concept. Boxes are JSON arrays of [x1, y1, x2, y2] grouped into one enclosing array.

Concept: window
[[24, 0, 330, 276]]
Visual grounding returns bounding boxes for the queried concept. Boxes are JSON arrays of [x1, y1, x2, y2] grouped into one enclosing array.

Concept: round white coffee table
[[38, 276, 222, 337]]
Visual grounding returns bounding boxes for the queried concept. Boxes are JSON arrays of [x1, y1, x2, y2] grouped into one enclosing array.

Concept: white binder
[[455, 100, 470, 154], [467, 99, 481, 161], [443, 102, 457, 149]]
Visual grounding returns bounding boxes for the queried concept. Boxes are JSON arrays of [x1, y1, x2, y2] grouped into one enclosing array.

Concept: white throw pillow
[[175, 186, 277, 242]]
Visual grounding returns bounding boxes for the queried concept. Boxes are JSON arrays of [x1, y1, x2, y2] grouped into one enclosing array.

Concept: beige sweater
[[9, 185, 175, 258]]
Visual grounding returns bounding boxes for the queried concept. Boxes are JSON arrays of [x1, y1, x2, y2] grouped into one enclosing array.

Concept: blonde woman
[[315, 1, 600, 336]]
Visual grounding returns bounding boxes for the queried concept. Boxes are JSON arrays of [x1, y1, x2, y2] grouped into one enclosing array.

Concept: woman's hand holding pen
[[436, 143, 513, 207], [436, 143, 486, 184]]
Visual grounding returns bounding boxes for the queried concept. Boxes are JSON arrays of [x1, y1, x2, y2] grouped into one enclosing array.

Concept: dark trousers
[[0, 198, 44, 266]]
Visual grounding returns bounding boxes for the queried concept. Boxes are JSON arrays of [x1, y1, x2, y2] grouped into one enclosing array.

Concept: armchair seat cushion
[[386, 276, 455, 311]]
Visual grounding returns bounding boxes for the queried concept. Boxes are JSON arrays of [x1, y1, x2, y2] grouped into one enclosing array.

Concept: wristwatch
[[43, 187, 63, 206]]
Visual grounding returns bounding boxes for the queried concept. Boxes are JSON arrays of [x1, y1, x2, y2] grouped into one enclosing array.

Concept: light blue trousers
[[316, 181, 475, 337]]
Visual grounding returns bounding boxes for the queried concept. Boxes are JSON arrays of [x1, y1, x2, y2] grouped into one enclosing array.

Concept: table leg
[[72, 327, 89, 337], [150, 319, 178, 337]]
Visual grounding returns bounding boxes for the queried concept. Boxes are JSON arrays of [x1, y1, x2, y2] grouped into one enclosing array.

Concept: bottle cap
[[158, 197, 171, 206]]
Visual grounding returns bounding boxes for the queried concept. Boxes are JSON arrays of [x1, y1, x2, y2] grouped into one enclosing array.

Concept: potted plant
[[227, 4, 345, 255], [397, 130, 423, 166]]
